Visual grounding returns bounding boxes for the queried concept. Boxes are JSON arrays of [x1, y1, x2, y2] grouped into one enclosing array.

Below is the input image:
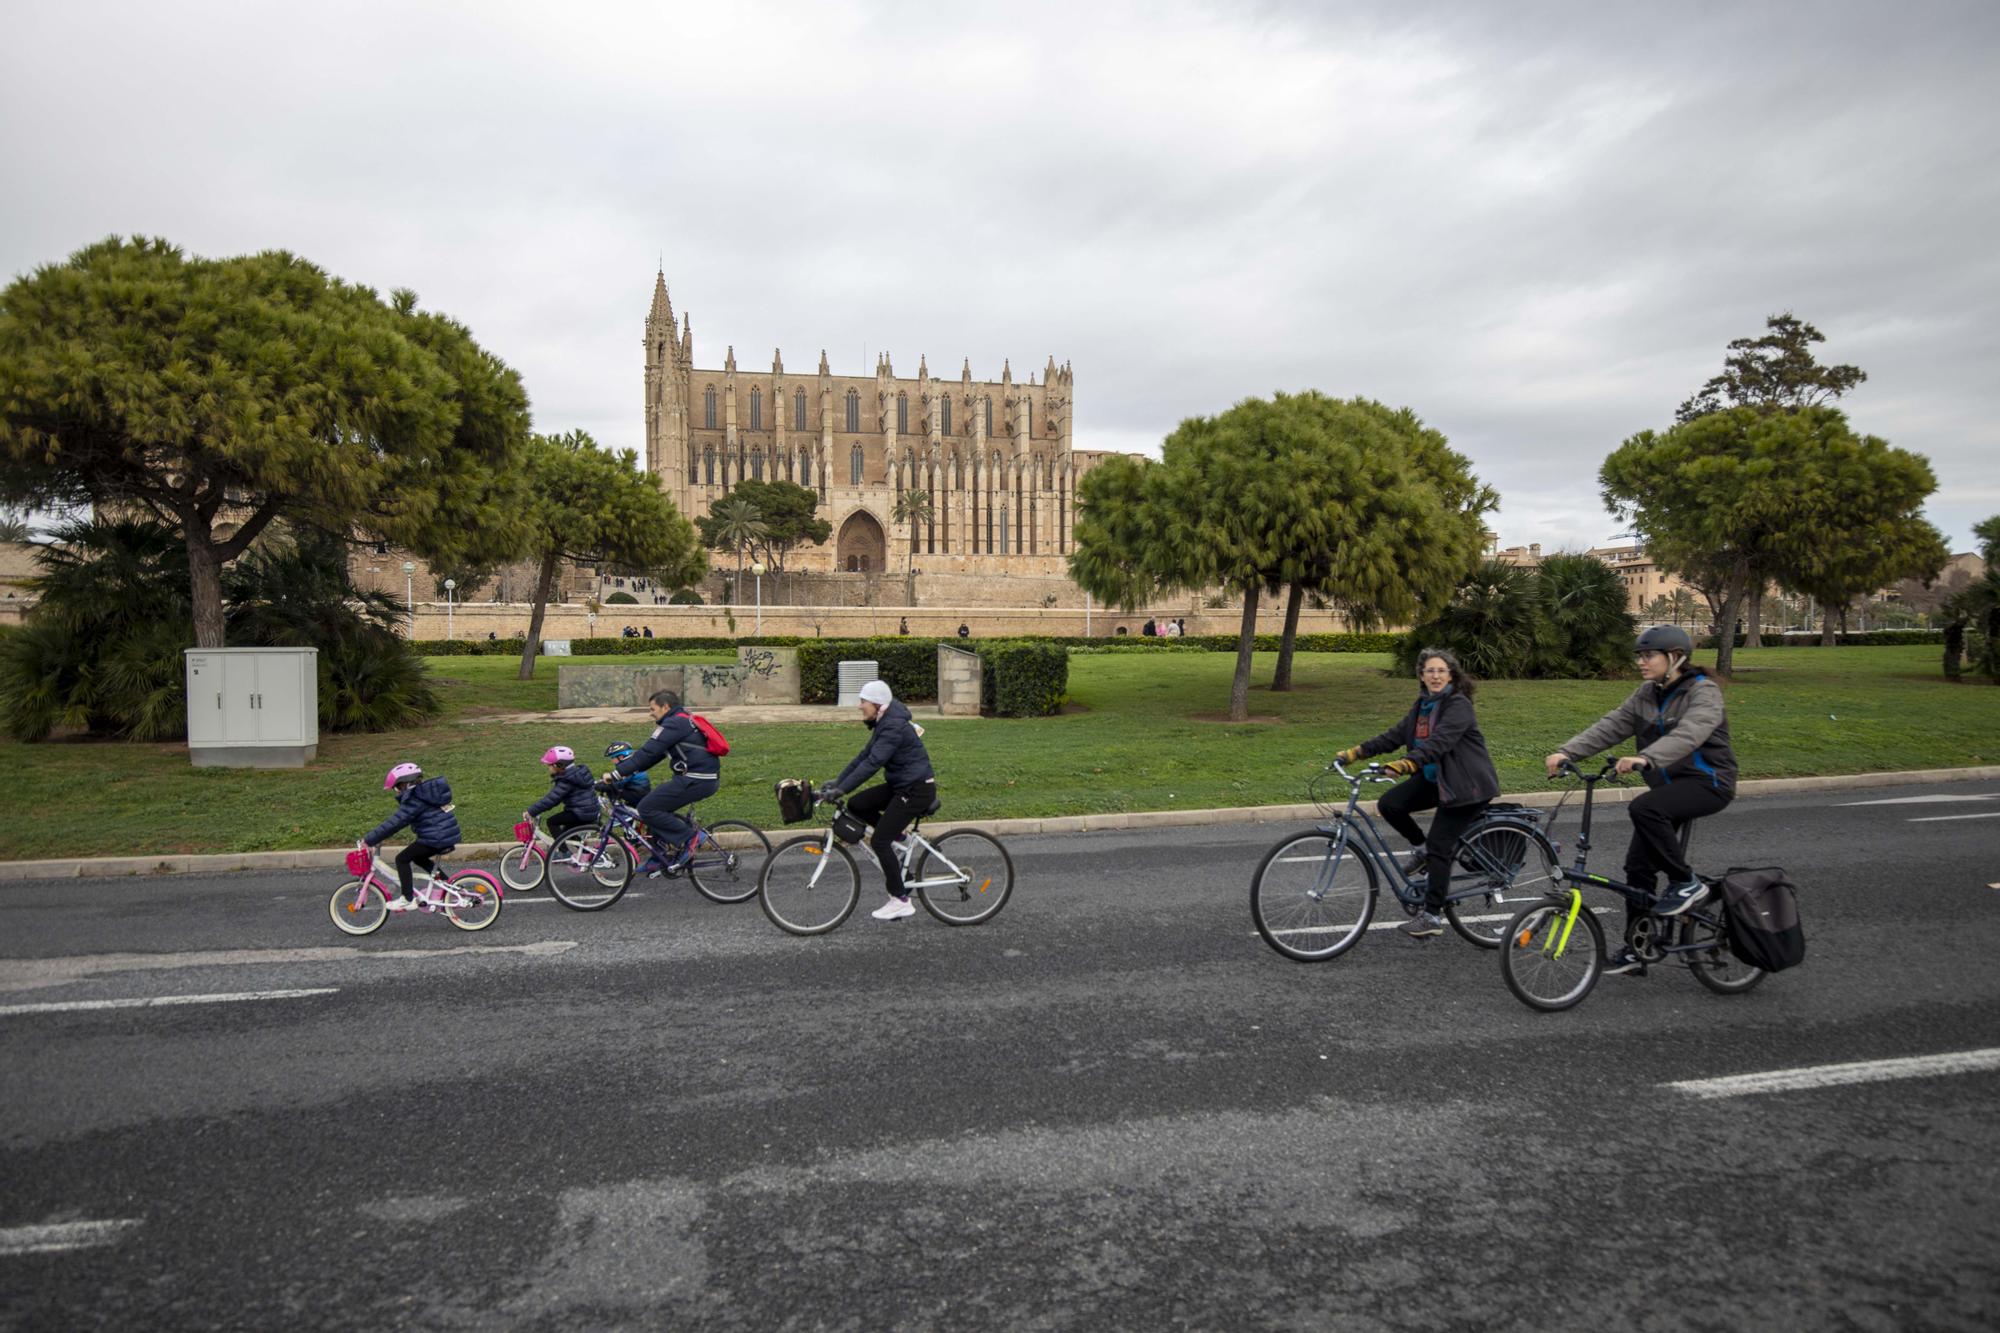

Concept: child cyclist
[[603, 690, 721, 877], [600, 742, 653, 808], [817, 680, 937, 922], [361, 763, 463, 912], [524, 746, 600, 843]]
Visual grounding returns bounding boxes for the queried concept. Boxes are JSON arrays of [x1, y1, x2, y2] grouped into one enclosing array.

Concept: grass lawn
[[429, 651, 737, 721], [2, 646, 1992, 860]]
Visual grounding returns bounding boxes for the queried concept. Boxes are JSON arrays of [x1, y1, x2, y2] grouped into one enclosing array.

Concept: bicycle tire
[[760, 835, 860, 936], [548, 828, 633, 911], [1250, 829, 1378, 962], [499, 843, 546, 893], [442, 870, 503, 932], [911, 829, 1014, 926], [687, 820, 772, 904], [1500, 896, 1605, 1012], [1682, 904, 1766, 995], [328, 879, 388, 936], [1446, 821, 1562, 949]]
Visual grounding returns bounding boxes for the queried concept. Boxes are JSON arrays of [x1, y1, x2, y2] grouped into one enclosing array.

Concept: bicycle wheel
[[442, 870, 503, 932], [1500, 896, 1605, 1012], [1682, 903, 1766, 995], [499, 843, 546, 893], [328, 879, 389, 936], [1446, 822, 1561, 949], [760, 835, 860, 936], [687, 820, 772, 904], [911, 829, 1014, 926], [548, 827, 633, 911], [1250, 829, 1378, 962]]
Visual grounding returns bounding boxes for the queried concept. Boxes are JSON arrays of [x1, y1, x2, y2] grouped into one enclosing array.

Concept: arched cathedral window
[[941, 398, 952, 435], [850, 444, 864, 486], [845, 390, 860, 433], [751, 446, 764, 480], [897, 394, 908, 434], [703, 445, 715, 485], [750, 388, 762, 430], [704, 387, 717, 430], [795, 389, 808, 431]]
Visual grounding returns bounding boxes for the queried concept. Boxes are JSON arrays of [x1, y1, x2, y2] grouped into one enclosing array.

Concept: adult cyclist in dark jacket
[[605, 689, 720, 877], [820, 680, 936, 922], [1336, 647, 1501, 940], [1545, 624, 1737, 975], [363, 762, 463, 911]]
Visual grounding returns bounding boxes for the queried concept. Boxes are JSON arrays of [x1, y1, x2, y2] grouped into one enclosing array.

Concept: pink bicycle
[[499, 820, 554, 894], [327, 848, 503, 935]]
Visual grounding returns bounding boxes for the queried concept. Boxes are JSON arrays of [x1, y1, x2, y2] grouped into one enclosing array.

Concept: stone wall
[[557, 647, 801, 709], [937, 646, 982, 716], [409, 600, 1355, 642]]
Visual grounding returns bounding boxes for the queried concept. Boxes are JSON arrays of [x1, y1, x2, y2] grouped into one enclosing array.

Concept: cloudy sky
[[4, 0, 1995, 550]]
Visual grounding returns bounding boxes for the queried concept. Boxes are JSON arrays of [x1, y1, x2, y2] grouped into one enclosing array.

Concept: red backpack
[[689, 713, 729, 757]]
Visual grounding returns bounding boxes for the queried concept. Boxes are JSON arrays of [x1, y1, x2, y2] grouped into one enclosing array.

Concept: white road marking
[[0, 940, 578, 994], [504, 894, 651, 906], [1837, 793, 1998, 806], [1264, 906, 1606, 937], [0, 1219, 142, 1256], [1665, 1048, 2000, 1099], [1908, 812, 2000, 823], [0, 988, 338, 1017]]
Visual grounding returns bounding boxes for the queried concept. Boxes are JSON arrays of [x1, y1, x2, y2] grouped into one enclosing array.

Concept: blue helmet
[[604, 741, 635, 761]]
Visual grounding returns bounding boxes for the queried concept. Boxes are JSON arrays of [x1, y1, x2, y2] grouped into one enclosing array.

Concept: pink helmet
[[541, 746, 575, 765], [383, 762, 422, 792]]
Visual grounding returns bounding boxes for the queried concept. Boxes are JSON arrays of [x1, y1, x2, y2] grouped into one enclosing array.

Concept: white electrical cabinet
[[184, 648, 319, 768]]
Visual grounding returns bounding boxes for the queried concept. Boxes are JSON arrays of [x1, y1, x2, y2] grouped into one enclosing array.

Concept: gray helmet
[[1635, 624, 1693, 658]]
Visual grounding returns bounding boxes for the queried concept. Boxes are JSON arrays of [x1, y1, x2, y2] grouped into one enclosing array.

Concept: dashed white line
[[1837, 793, 1998, 807], [1665, 1048, 2000, 1099], [0, 1219, 142, 1256], [0, 988, 339, 1017]]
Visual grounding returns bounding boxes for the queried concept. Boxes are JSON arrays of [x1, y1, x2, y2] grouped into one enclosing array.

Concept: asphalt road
[[3, 779, 1998, 1330]]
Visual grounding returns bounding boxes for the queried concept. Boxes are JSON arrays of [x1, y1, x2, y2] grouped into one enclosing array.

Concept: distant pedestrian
[[643, 625, 654, 639], [1142, 618, 1157, 637], [487, 631, 498, 642], [899, 616, 909, 635], [1165, 619, 1183, 638], [957, 622, 970, 640]]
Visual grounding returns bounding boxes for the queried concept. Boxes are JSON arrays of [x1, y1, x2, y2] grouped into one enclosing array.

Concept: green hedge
[[1696, 630, 1945, 648], [980, 641, 1069, 717], [1074, 631, 1400, 654], [796, 639, 943, 703]]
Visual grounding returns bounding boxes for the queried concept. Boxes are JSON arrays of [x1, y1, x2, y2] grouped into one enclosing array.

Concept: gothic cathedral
[[642, 272, 1114, 576]]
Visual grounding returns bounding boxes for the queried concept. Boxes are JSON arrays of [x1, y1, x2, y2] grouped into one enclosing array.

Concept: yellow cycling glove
[[1383, 757, 1418, 777], [1336, 746, 1363, 764]]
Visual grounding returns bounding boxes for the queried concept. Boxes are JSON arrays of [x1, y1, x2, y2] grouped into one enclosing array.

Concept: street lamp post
[[444, 578, 456, 640], [751, 562, 766, 634], [403, 562, 415, 637]]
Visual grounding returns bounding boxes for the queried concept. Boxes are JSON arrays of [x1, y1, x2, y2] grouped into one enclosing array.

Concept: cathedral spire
[[647, 269, 672, 330], [819, 349, 830, 375]]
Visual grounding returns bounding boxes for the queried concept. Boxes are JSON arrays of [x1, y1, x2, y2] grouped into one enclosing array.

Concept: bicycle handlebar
[[1328, 757, 1399, 785], [1552, 757, 1621, 783]]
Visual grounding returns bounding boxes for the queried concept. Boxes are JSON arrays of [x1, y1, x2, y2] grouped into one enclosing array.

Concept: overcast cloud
[[3, 0, 1995, 550]]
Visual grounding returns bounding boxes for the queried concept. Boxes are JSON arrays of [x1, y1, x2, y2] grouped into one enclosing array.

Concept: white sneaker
[[871, 896, 916, 921], [385, 895, 420, 913]]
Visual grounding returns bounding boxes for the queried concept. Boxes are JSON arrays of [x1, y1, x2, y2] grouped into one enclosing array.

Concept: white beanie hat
[[859, 680, 893, 707]]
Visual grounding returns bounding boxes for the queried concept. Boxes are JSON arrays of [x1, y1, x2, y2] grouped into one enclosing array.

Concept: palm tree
[[0, 510, 30, 543], [891, 488, 933, 528], [708, 495, 769, 594]]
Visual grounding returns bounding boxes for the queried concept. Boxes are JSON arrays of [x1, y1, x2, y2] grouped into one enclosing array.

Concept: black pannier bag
[[774, 779, 815, 825], [830, 809, 870, 845], [1716, 866, 1806, 972]]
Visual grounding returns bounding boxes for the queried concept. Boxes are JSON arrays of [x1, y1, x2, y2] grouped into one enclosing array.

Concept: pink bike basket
[[345, 849, 372, 876], [513, 821, 533, 842]]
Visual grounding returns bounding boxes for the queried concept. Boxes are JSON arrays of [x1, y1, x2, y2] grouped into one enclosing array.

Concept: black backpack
[[1715, 866, 1806, 972]]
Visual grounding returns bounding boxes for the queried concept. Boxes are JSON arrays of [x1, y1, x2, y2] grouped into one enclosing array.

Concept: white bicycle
[[759, 785, 1014, 936]]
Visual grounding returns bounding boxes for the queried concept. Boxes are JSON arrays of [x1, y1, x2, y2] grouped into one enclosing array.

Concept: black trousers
[[637, 774, 718, 848], [1623, 779, 1731, 919], [847, 780, 936, 899], [395, 842, 451, 899], [543, 809, 594, 841], [1376, 776, 1490, 912]]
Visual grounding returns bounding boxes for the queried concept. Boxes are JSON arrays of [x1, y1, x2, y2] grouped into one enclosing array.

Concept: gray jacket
[[1559, 669, 1737, 795]]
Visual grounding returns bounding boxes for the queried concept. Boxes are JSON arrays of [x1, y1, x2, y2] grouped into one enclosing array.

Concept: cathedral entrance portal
[[836, 510, 887, 573]]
